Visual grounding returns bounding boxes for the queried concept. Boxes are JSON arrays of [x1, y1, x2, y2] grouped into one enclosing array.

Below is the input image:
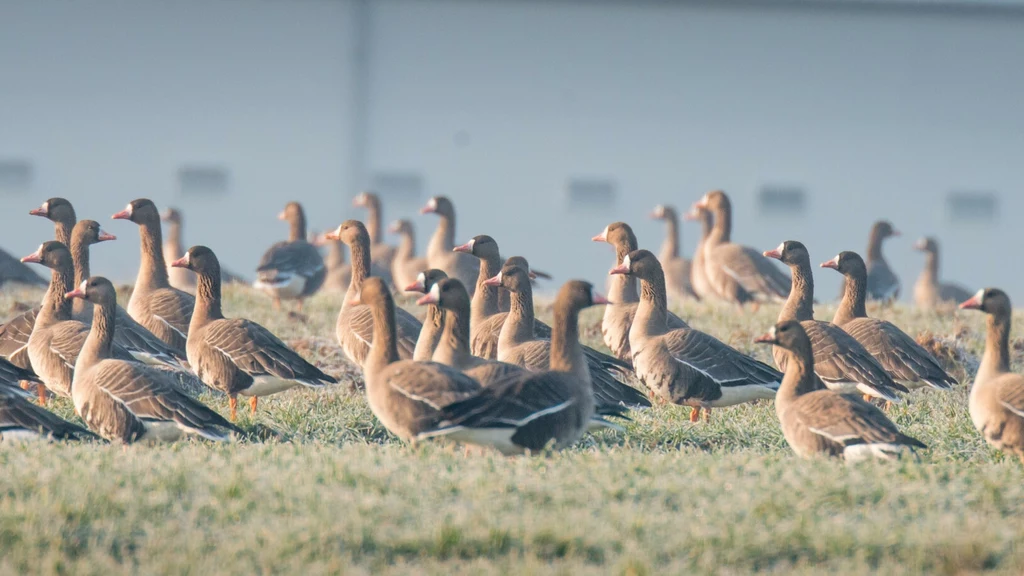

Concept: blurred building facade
[[2, 0, 1022, 298]]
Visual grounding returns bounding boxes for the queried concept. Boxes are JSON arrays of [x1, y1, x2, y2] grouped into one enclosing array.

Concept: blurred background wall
[[1, 0, 1021, 299]]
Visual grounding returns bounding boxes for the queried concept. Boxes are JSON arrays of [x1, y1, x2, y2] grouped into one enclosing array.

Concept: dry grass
[[1, 284, 1023, 575]]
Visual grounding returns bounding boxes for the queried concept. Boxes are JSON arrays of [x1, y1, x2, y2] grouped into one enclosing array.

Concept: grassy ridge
[[1, 285, 1022, 574]]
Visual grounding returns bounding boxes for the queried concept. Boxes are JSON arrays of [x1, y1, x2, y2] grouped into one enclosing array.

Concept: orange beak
[[959, 294, 982, 310]]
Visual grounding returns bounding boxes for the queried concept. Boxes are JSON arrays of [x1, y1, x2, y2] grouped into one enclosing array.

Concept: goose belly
[[707, 383, 778, 407], [254, 274, 306, 299], [140, 421, 187, 443], [1, 428, 48, 442], [240, 376, 301, 396]]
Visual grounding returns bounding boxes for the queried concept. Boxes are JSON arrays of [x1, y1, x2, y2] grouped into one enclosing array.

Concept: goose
[[0, 384, 97, 442], [490, 262, 650, 410], [388, 219, 428, 293], [610, 250, 781, 421], [683, 204, 714, 300], [417, 281, 621, 455], [754, 321, 926, 461], [312, 231, 352, 294], [66, 277, 239, 443], [327, 220, 422, 367], [161, 207, 248, 295], [959, 289, 1024, 462], [822, 251, 957, 392], [0, 248, 46, 288], [693, 190, 790, 305], [403, 269, 448, 362], [763, 241, 907, 402], [420, 196, 477, 296], [112, 199, 196, 350], [171, 246, 337, 419], [592, 222, 689, 364], [0, 357, 39, 400], [253, 201, 326, 312], [651, 204, 698, 301], [22, 241, 136, 402], [352, 191, 396, 285], [29, 197, 76, 245], [417, 278, 526, 386], [357, 277, 480, 442], [913, 237, 972, 310], [842, 220, 900, 302]]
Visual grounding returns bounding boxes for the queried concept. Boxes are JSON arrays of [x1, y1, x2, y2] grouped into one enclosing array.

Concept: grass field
[[1, 284, 1023, 575]]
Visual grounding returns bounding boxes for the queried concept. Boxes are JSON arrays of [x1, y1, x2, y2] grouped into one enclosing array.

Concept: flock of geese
[[0, 190, 1020, 464]]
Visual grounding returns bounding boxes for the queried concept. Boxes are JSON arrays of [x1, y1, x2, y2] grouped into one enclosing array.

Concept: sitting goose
[[822, 251, 956, 392], [388, 219, 428, 293], [959, 289, 1024, 462], [763, 241, 907, 403], [755, 321, 926, 461], [161, 207, 248, 294], [0, 248, 46, 289], [490, 262, 650, 410], [172, 246, 337, 420], [651, 204, 698, 301], [694, 190, 790, 305], [420, 196, 477, 296], [913, 237, 971, 310], [418, 278, 526, 386], [352, 191, 396, 285], [313, 231, 352, 294], [0, 385, 97, 442], [609, 250, 781, 422], [592, 222, 688, 364], [112, 199, 195, 351], [327, 220, 422, 367], [253, 201, 326, 312], [684, 204, 714, 301], [404, 269, 448, 362], [23, 242, 135, 403], [66, 277, 239, 443], [417, 281, 620, 455], [358, 277, 480, 442]]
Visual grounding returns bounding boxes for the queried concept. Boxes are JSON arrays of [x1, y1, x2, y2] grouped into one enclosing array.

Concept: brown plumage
[[172, 246, 336, 420], [66, 276, 238, 443], [959, 288, 1024, 462], [253, 201, 326, 312], [353, 191, 396, 286], [610, 250, 780, 421], [328, 220, 422, 368], [0, 355, 93, 441], [417, 281, 613, 455], [492, 262, 650, 410], [420, 196, 477, 296], [842, 220, 900, 302], [359, 277, 480, 442], [683, 204, 714, 300], [913, 237, 971, 310], [763, 241, 907, 402], [113, 198, 196, 351], [694, 190, 790, 304], [823, 250, 956, 391], [651, 204, 698, 301], [592, 222, 689, 364], [161, 207, 247, 294], [389, 219, 428, 293], [403, 269, 448, 362], [312, 231, 352, 294], [451, 235, 513, 359], [754, 320, 926, 461]]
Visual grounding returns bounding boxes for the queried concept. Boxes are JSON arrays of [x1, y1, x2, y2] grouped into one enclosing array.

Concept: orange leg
[[229, 396, 238, 421], [690, 407, 701, 423], [249, 396, 259, 415], [20, 380, 32, 391], [703, 408, 712, 422], [862, 394, 873, 403], [36, 384, 47, 407]]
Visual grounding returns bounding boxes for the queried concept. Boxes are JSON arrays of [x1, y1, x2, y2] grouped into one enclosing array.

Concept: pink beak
[[609, 263, 629, 275], [763, 249, 782, 260], [65, 288, 86, 300], [482, 274, 502, 287], [420, 205, 436, 215], [97, 231, 116, 242], [277, 211, 287, 221], [891, 229, 901, 237], [405, 281, 424, 293], [959, 294, 982, 310], [753, 333, 775, 344], [20, 251, 42, 264], [453, 242, 472, 253], [416, 293, 438, 306], [111, 209, 132, 220], [170, 256, 189, 268], [29, 206, 47, 217], [323, 230, 341, 241], [592, 292, 610, 305], [820, 259, 839, 270], [591, 232, 607, 243]]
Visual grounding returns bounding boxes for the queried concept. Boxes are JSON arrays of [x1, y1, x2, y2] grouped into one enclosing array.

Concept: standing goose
[[313, 231, 352, 293], [684, 204, 714, 300], [491, 262, 650, 410], [651, 205, 698, 301], [913, 237, 971, 310], [66, 277, 238, 443], [610, 250, 781, 421], [23, 242, 135, 402], [694, 190, 790, 304], [388, 219, 428, 293], [358, 277, 480, 442], [959, 289, 1024, 462], [327, 220, 421, 367], [420, 196, 477, 296], [161, 208, 249, 295], [844, 220, 900, 302], [171, 246, 337, 419], [253, 201, 326, 312], [592, 222, 689, 364], [754, 321, 926, 461], [763, 241, 907, 402], [113, 199, 196, 351], [70, 220, 185, 366], [352, 191, 396, 285], [822, 251, 957, 391], [451, 235, 508, 358], [417, 281, 616, 455], [418, 278, 526, 386], [403, 269, 449, 362]]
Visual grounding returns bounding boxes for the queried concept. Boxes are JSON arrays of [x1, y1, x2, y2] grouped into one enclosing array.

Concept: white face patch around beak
[[427, 197, 438, 210], [495, 271, 503, 283], [974, 288, 985, 305], [182, 252, 191, 265], [775, 242, 786, 255], [124, 203, 133, 216], [466, 238, 476, 251], [622, 254, 632, 268], [416, 272, 425, 286], [41, 201, 49, 213], [79, 279, 88, 291], [428, 282, 441, 302]]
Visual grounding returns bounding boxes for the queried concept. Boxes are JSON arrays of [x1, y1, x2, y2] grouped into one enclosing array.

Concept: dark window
[[0, 159, 33, 193], [178, 165, 229, 195], [371, 171, 424, 203], [947, 191, 997, 222], [759, 185, 807, 215], [567, 178, 617, 211]]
